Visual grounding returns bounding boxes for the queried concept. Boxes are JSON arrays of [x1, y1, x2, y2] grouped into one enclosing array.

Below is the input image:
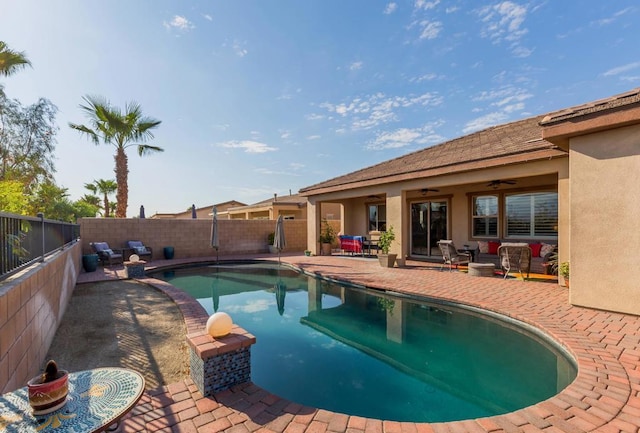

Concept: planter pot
[[321, 243, 332, 256], [268, 245, 278, 254], [378, 253, 397, 268], [163, 246, 175, 260], [82, 254, 99, 272], [27, 370, 69, 415], [304, 251, 312, 256]]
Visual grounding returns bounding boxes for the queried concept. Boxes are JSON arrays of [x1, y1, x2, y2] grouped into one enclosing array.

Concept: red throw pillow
[[488, 241, 500, 255], [529, 243, 542, 257]]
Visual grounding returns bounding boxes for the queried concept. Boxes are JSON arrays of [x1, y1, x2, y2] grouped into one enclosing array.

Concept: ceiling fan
[[487, 179, 516, 189], [420, 188, 440, 195]]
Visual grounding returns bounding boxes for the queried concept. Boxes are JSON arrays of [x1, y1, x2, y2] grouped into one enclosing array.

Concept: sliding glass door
[[410, 201, 448, 257]]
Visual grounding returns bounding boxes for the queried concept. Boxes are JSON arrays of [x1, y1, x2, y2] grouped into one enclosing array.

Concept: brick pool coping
[[77, 254, 640, 432]]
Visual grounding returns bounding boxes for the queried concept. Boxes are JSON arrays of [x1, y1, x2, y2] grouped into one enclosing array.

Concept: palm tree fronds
[[137, 144, 165, 156]]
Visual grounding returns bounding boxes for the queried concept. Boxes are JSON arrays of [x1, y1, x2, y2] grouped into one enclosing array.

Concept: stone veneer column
[[186, 325, 256, 397]]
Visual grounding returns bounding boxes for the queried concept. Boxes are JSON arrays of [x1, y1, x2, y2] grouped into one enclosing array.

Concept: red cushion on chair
[[488, 241, 500, 255], [529, 243, 542, 257]]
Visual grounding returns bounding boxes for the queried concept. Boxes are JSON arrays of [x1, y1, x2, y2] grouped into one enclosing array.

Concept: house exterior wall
[[0, 243, 81, 393], [80, 218, 308, 258], [568, 123, 640, 314]]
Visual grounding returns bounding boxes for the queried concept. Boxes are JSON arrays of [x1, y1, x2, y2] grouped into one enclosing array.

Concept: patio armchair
[[90, 242, 124, 266], [126, 240, 153, 261], [437, 240, 471, 271], [498, 243, 531, 280]]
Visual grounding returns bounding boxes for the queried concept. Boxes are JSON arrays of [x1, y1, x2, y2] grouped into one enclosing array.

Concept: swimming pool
[[155, 262, 576, 422]]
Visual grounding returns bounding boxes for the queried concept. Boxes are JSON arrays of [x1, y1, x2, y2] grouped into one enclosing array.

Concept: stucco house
[[227, 193, 341, 221], [150, 200, 246, 219], [300, 88, 640, 316]]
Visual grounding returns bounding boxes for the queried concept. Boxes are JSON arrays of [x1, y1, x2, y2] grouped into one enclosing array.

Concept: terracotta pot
[[321, 243, 332, 256], [27, 370, 69, 415]]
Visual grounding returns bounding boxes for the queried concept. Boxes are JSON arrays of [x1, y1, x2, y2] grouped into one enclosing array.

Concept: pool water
[[155, 262, 576, 422]]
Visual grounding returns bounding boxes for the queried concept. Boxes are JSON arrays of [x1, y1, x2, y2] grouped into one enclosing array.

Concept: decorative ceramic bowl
[[27, 370, 69, 415]]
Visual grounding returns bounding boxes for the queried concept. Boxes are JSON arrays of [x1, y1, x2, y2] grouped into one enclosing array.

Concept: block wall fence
[[79, 218, 310, 259], [0, 243, 81, 393]]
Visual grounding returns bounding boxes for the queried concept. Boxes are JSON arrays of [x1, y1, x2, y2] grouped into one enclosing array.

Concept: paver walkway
[[77, 254, 640, 433]]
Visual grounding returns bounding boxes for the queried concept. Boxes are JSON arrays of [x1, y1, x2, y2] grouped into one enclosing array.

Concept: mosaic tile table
[[0, 367, 145, 432]]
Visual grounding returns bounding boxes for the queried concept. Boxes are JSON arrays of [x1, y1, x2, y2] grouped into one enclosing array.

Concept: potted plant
[[267, 232, 278, 254], [559, 261, 570, 287], [318, 219, 336, 256], [304, 250, 312, 256], [377, 225, 397, 267]]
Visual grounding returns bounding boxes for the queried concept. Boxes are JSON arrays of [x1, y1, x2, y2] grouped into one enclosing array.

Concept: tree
[[0, 92, 58, 188], [0, 41, 31, 77], [69, 95, 163, 218], [84, 178, 117, 217]]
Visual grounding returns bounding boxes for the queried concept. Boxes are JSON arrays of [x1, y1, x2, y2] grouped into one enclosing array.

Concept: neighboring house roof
[[300, 114, 566, 195], [149, 200, 247, 218], [228, 193, 307, 212]]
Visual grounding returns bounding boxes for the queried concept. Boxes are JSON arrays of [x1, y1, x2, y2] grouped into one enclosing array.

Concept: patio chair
[[126, 240, 153, 261], [437, 240, 471, 271], [90, 242, 124, 266], [498, 243, 531, 280]]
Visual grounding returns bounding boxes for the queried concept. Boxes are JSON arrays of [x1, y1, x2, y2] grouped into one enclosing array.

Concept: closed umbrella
[[211, 206, 219, 262], [275, 280, 286, 316], [191, 204, 197, 219], [139, 205, 145, 219], [273, 215, 286, 264]]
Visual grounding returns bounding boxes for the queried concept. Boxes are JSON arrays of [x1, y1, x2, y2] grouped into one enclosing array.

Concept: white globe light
[[206, 312, 233, 338], [129, 254, 140, 262]]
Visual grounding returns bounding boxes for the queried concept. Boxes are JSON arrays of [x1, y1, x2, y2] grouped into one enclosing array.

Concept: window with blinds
[[368, 204, 387, 232], [472, 195, 498, 237], [505, 192, 558, 238]]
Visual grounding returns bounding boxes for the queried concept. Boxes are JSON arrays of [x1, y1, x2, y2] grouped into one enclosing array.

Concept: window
[[368, 204, 386, 232], [472, 195, 498, 237], [505, 192, 557, 238]]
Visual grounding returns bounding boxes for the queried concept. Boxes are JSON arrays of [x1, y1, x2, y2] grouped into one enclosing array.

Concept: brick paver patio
[[77, 254, 640, 433]]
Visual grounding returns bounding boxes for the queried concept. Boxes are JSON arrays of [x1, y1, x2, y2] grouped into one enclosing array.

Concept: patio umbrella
[[191, 204, 197, 219], [210, 206, 219, 262], [139, 205, 146, 219], [273, 215, 286, 264], [211, 278, 220, 312], [274, 280, 287, 316]]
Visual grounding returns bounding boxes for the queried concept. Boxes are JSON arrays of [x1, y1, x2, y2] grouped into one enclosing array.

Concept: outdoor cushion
[[134, 246, 147, 254], [478, 241, 489, 253], [529, 243, 542, 257], [92, 242, 109, 252], [488, 241, 500, 255]]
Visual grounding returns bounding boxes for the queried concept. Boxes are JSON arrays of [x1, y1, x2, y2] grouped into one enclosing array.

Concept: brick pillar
[[186, 325, 256, 397]]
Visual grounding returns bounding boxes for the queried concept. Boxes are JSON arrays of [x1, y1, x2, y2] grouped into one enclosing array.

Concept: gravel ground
[[45, 279, 189, 390]]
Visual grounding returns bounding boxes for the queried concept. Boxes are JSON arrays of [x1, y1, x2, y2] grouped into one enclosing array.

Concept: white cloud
[[477, 1, 531, 57], [254, 168, 300, 176], [306, 113, 325, 121], [289, 163, 305, 170], [232, 40, 248, 57], [592, 7, 635, 27], [217, 140, 277, 153], [446, 6, 459, 13], [415, 0, 440, 11], [349, 61, 363, 71], [203, 14, 213, 21], [163, 15, 195, 31], [384, 3, 397, 14], [280, 130, 291, 139], [212, 123, 230, 131], [410, 73, 438, 82], [366, 121, 445, 150], [463, 112, 508, 134], [319, 92, 443, 131], [307, 135, 321, 140], [225, 299, 272, 314], [602, 61, 640, 77], [419, 20, 443, 40]]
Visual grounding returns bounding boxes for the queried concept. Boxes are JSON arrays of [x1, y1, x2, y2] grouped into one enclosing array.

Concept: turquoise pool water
[[155, 262, 576, 422]]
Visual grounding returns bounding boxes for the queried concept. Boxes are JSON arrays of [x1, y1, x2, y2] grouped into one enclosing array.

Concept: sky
[[1, 1, 639, 217]]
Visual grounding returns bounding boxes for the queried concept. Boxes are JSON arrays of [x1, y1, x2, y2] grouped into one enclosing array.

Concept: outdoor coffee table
[[0, 367, 145, 432], [468, 262, 495, 277]]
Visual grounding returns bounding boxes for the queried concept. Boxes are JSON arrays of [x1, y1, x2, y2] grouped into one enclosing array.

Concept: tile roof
[[228, 193, 306, 211], [300, 114, 563, 194], [540, 87, 640, 125]]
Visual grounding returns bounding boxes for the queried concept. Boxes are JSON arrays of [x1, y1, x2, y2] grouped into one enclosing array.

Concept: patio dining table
[[0, 367, 145, 432]]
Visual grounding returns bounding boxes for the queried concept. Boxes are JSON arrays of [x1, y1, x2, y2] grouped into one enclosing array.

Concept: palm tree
[[0, 41, 31, 77], [70, 95, 163, 218], [84, 179, 117, 217]]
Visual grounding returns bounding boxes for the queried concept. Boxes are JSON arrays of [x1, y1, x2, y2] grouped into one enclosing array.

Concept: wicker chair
[[126, 240, 153, 261], [498, 243, 532, 279], [437, 240, 471, 271], [90, 242, 124, 266]]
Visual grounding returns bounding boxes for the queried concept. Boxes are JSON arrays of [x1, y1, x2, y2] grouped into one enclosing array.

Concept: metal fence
[[0, 212, 80, 281]]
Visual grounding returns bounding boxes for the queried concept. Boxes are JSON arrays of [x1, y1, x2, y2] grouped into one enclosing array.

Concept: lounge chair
[[437, 240, 471, 271], [90, 242, 124, 266], [498, 243, 531, 279], [126, 240, 153, 261]]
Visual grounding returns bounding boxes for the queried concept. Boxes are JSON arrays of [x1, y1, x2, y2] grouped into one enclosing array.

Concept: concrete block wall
[[0, 243, 81, 393], [79, 218, 308, 259]]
